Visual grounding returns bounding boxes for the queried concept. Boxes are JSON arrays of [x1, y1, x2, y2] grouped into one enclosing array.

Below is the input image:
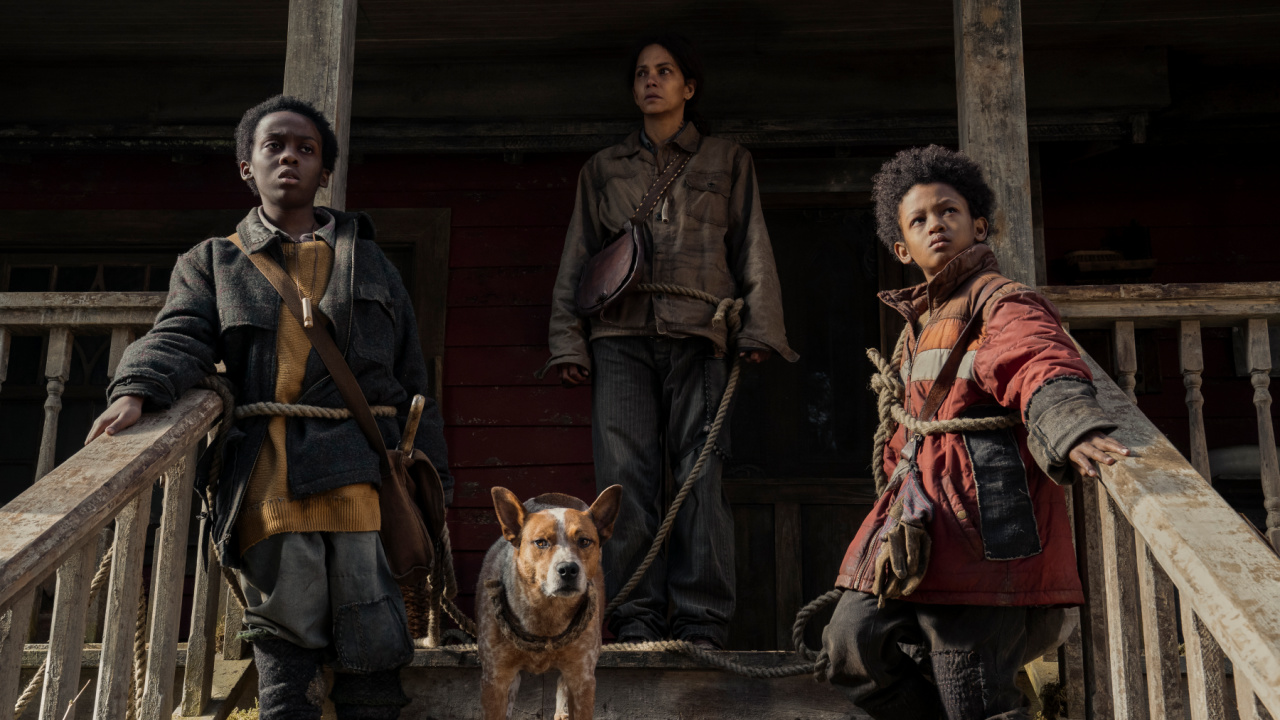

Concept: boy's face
[[239, 111, 330, 208], [893, 182, 988, 282]]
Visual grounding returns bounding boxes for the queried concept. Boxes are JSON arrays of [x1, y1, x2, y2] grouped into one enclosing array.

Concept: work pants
[[591, 336, 736, 646]]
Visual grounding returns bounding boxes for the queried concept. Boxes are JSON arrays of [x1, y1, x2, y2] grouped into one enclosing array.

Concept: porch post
[[283, 0, 358, 210], [953, 0, 1036, 285]]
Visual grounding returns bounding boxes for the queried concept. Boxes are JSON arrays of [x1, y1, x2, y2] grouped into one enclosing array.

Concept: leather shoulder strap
[[227, 233, 391, 468], [629, 147, 693, 225], [915, 276, 1012, 424]]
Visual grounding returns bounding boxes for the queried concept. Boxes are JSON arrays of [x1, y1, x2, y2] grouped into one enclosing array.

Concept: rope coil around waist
[[234, 401, 397, 420], [867, 328, 1019, 495]]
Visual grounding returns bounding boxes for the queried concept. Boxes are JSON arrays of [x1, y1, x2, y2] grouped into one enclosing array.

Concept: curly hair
[[234, 95, 338, 196], [871, 145, 996, 249]]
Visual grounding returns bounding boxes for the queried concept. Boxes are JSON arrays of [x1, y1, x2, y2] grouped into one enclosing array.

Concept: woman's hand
[[1068, 430, 1131, 478], [85, 395, 144, 445], [738, 349, 772, 364], [558, 363, 591, 388]]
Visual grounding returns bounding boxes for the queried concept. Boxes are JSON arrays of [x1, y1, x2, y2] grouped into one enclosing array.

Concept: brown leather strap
[[914, 277, 1012, 424], [227, 233, 391, 474], [629, 146, 693, 225]]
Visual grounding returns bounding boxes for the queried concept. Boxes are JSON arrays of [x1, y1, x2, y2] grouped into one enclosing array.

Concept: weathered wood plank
[[220, 583, 247, 662], [184, 660, 255, 720], [953, 0, 1035, 285], [38, 542, 94, 720], [1246, 319, 1280, 551], [0, 327, 10, 395], [283, 0, 357, 210], [92, 488, 151, 720], [1180, 320, 1211, 481], [0, 389, 221, 611], [1114, 321, 1138, 404], [0, 292, 165, 329], [1097, 489, 1148, 720], [1040, 282, 1280, 329], [1182, 604, 1228, 720], [411, 208, 451, 363], [1075, 476, 1115, 719], [773, 503, 803, 651], [35, 327, 73, 481], [180, 519, 221, 717], [1135, 536, 1184, 720], [139, 448, 197, 720], [107, 327, 136, 378], [0, 591, 35, 720], [1082, 349, 1280, 718], [1233, 671, 1276, 720]]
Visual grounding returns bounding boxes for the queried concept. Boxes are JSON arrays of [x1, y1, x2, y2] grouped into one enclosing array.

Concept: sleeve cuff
[[107, 375, 174, 410], [536, 352, 592, 380], [1025, 375, 1117, 485]]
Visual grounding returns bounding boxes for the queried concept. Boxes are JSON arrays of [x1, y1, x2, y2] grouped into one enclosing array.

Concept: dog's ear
[[588, 484, 623, 543], [491, 486, 526, 545]]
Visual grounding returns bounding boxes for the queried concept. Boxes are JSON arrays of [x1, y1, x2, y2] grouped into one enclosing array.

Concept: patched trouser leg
[[916, 604, 1030, 720], [253, 634, 325, 720], [330, 670, 411, 720], [821, 591, 943, 719]]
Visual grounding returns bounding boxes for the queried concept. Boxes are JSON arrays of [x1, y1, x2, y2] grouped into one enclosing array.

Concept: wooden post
[[180, 518, 222, 717], [0, 592, 35, 720], [0, 327, 10, 396], [35, 328, 74, 481], [1246, 319, 1280, 550], [1114, 322, 1138, 404], [283, 0, 358, 211], [93, 489, 153, 720], [1180, 321, 1211, 481], [953, 0, 1036, 285], [39, 543, 95, 720]]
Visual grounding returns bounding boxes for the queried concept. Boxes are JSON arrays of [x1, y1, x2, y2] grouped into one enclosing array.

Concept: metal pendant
[[302, 296, 314, 328]]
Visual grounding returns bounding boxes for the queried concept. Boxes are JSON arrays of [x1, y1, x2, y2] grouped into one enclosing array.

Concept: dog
[[477, 485, 622, 720]]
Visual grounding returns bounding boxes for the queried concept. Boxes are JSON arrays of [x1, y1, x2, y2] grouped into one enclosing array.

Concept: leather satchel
[[574, 147, 693, 317], [227, 233, 446, 587]]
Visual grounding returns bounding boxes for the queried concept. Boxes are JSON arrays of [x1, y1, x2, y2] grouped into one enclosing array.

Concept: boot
[[253, 635, 325, 720]]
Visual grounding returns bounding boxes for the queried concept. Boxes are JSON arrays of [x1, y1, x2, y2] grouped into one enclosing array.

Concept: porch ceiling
[[4, 0, 1280, 63]]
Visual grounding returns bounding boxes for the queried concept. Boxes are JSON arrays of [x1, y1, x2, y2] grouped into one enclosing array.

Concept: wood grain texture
[[1114, 321, 1138, 404], [139, 448, 197, 720], [773, 503, 803, 651], [92, 489, 152, 720], [954, 0, 1036, 285], [1082, 348, 1280, 719], [38, 542, 94, 720], [1181, 605, 1228, 720], [0, 591, 35, 720], [35, 326, 73, 481], [1097, 489, 1148, 720], [107, 327, 135, 378], [1135, 536, 1185, 720], [0, 389, 221, 611], [1075, 476, 1115, 720], [1246, 319, 1280, 550], [180, 519, 221, 717], [0, 292, 165, 329], [1040, 282, 1280, 329], [220, 582, 248, 662], [1179, 320, 1211, 480]]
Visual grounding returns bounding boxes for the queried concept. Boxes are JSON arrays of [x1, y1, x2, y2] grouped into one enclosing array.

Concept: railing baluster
[[82, 528, 111, 643], [38, 543, 95, 720], [1135, 536, 1184, 720], [92, 488, 152, 720], [1114, 321, 1138, 404], [221, 583, 247, 661], [1246, 319, 1280, 550], [0, 327, 10, 396], [138, 449, 197, 720], [1180, 320, 1211, 480], [179, 517, 221, 717], [35, 328, 74, 482], [107, 327, 135, 378], [1075, 478, 1115, 719], [1234, 671, 1277, 720], [1181, 602, 1228, 720], [1098, 488, 1148, 719], [0, 592, 36, 720]]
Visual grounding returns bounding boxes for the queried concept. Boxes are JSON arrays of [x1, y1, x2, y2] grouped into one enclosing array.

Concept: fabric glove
[[871, 457, 934, 605]]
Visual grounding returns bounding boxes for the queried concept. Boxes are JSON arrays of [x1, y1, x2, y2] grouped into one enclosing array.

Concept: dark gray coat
[[109, 208, 452, 568]]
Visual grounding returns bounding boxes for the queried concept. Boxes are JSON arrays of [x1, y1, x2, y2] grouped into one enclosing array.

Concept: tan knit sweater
[[236, 237, 381, 551]]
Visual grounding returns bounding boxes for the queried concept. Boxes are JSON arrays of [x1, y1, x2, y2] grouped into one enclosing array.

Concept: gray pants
[[822, 590, 1032, 720], [238, 531, 414, 673], [591, 336, 736, 645]]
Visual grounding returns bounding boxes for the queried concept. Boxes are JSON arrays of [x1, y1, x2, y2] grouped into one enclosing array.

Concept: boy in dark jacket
[[86, 95, 450, 720], [821, 146, 1128, 720]]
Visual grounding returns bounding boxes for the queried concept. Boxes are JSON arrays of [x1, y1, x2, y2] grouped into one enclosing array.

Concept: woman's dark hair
[[871, 145, 997, 249], [234, 94, 339, 196], [626, 32, 709, 134]]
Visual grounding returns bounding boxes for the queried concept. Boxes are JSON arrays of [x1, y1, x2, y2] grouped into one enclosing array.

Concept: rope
[[866, 328, 1018, 495], [234, 402, 397, 420], [12, 660, 44, 719]]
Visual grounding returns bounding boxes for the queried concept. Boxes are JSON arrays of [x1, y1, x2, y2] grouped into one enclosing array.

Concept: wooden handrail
[[1041, 281, 1280, 328], [0, 389, 221, 613], [0, 291, 166, 329], [1085, 350, 1280, 717]]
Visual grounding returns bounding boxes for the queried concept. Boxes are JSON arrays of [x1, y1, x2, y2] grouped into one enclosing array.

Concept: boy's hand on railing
[[1069, 431, 1131, 478], [85, 395, 144, 445]]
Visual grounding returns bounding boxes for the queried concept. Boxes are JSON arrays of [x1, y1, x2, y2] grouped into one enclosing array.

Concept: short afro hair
[[234, 95, 339, 196], [871, 145, 996, 249]]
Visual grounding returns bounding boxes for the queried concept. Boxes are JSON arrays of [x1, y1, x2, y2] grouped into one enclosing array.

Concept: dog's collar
[[485, 579, 597, 654]]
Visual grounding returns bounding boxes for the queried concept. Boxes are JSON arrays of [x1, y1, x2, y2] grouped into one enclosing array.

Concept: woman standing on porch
[[543, 32, 797, 649]]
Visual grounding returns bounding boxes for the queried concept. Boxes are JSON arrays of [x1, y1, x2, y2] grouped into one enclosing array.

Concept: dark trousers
[[239, 532, 413, 719], [822, 590, 1031, 720], [591, 336, 736, 645]]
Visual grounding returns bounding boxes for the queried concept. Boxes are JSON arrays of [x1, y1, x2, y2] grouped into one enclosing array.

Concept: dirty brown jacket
[[545, 124, 798, 372]]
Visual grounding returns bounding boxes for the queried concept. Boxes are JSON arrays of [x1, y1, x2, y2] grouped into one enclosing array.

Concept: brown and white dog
[[477, 485, 622, 720]]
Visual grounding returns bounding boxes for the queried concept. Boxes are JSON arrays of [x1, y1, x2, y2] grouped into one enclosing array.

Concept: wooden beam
[[953, 0, 1036, 285], [282, 0, 357, 210]]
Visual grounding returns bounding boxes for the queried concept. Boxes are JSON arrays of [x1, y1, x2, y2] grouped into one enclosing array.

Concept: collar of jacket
[[877, 242, 1002, 323], [611, 121, 703, 159], [233, 206, 377, 354]]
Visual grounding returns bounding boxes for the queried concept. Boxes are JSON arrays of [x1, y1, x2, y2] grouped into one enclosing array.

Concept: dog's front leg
[[555, 661, 597, 720], [481, 666, 521, 720]]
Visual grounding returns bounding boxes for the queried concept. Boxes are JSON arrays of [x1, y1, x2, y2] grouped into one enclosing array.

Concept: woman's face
[[633, 44, 695, 118]]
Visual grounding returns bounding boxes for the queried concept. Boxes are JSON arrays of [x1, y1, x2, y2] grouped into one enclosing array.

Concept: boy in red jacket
[[821, 146, 1129, 720]]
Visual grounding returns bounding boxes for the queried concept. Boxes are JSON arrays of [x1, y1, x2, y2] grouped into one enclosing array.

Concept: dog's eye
[[534, 539, 550, 549], [577, 537, 593, 548]]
